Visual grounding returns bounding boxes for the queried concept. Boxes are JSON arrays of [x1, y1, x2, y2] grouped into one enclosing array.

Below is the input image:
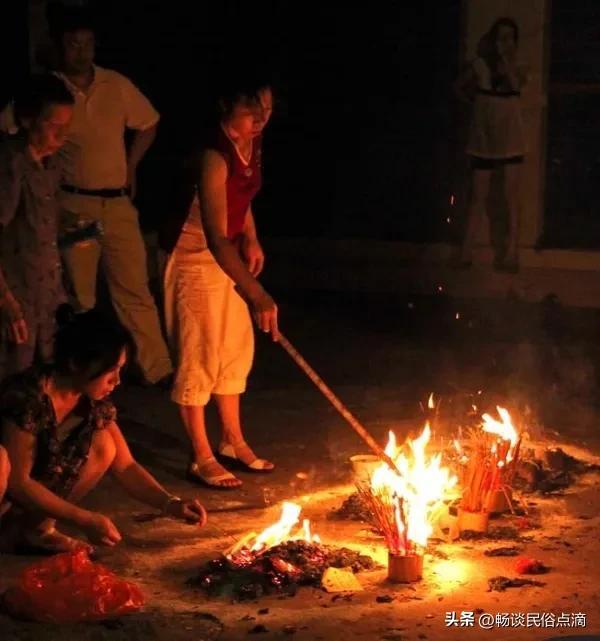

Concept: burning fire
[[481, 406, 519, 462], [228, 502, 320, 558], [369, 423, 456, 554], [455, 406, 522, 513]]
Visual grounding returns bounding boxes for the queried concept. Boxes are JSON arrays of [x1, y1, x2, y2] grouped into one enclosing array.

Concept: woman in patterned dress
[[0, 75, 73, 377], [0, 310, 206, 554]]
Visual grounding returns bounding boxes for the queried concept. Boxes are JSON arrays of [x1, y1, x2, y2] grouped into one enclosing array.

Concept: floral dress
[[0, 137, 67, 375], [0, 366, 116, 500]]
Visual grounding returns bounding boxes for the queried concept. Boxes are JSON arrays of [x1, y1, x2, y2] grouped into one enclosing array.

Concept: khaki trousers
[[59, 192, 172, 383]]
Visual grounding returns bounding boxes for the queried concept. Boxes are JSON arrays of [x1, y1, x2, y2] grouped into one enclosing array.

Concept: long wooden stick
[[277, 333, 402, 476]]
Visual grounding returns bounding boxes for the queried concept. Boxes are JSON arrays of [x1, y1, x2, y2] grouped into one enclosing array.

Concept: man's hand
[[241, 236, 265, 277]]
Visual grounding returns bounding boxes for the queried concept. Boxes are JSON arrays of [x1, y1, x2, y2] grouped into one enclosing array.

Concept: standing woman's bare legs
[[214, 394, 274, 470], [503, 162, 522, 269], [460, 168, 492, 263], [179, 405, 242, 488]]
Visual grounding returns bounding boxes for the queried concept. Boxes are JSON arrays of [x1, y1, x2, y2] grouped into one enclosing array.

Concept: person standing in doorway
[[52, 8, 173, 386], [455, 17, 528, 272]]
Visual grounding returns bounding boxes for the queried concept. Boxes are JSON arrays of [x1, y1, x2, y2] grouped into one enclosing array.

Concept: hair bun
[[55, 303, 77, 328]]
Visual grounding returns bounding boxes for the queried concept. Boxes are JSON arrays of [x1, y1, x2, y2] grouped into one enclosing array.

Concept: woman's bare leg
[[179, 404, 241, 487], [461, 169, 492, 262], [67, 428, 117, 503], [13, 430, 116, 553], [214, 394, 274, 470], [504, 163, 522, 265]]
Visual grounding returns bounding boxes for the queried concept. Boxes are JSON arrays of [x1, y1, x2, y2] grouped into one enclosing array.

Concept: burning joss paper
[[192, 502, 375, 600], [227, 502, 320, 556]]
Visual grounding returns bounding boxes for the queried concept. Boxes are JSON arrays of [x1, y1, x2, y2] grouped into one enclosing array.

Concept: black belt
[[476, 88, 520, 98], [61, 185, 129, 198]]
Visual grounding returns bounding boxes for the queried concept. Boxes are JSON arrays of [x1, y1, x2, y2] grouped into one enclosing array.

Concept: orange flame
[[228, 502, 320, 557], [302, 518, 320, 544], [453, 439, 468, 465], [371, 423, 456, 552], [481, 406, 519, 462]]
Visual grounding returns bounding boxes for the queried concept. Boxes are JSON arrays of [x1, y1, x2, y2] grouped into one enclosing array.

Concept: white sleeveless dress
[[466, 57, 526, 160]]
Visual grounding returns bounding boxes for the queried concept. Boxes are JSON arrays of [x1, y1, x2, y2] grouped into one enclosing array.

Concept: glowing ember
[[369, 423, 456, 554], [227, 502, 320, 558]]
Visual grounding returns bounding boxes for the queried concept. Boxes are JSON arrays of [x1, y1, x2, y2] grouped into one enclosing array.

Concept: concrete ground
[[2, 290, 600, 641]]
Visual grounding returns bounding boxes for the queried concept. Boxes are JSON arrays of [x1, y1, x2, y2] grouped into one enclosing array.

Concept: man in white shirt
[[52, 9, 172, 386]]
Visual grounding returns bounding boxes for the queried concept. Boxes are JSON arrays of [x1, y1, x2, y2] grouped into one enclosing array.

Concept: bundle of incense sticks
[[459, 428, 521, 512], [356, 484, 418, 556]]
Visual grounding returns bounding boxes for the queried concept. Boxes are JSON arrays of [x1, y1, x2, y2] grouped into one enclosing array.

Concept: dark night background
[[93, 0, 464, 243], [2, 1, 463, 242], [1, 7, 600, 635], [3, 1, 600, 248], [545, 0, 600, 248]]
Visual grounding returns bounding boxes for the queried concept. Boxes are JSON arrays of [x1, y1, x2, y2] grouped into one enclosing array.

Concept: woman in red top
[[163, 77, 278, 488]]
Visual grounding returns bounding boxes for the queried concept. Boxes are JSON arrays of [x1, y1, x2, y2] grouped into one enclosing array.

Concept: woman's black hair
[[179, 62, 277, 152], [54, 305, 131, 381], [488, 17, 519, 48], [13, 74, 74, 127], [478, 17, 519, 88], [213, 67, 273, 121]]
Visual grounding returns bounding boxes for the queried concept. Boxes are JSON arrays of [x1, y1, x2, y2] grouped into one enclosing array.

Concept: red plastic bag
[[2, 548, 144, 623]]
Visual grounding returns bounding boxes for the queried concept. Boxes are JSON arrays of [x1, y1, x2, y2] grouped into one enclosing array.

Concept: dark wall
[[0, 1, 29, 110], [85, 1, 462, 240], [543, 0, 600, 248]]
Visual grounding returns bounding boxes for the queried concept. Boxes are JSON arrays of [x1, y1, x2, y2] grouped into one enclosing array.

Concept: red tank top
[[212, 128, 262, 240]]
